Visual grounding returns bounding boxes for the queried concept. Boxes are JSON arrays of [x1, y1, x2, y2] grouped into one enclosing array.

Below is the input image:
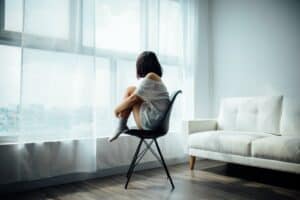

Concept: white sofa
[[183, 96, 300, 174]]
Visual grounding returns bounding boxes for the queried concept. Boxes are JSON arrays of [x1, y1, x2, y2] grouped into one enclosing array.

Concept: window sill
[[0, 129, 178, 145], [0, 134, 131, 145], [0, 135, 19, 144]]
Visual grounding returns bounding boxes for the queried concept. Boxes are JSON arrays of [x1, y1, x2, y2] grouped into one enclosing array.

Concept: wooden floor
[[2, 160, 300, 200]]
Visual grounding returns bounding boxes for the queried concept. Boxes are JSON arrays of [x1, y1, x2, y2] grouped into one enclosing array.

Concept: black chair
[[123, 90, 182, 190]]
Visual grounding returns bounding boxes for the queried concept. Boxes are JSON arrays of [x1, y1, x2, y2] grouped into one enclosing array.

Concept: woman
[[109, 51, 170, 142]]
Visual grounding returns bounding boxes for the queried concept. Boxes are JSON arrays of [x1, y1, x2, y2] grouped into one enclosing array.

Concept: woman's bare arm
[[114, 93, 143, 117], [114, 72, 159, 117]]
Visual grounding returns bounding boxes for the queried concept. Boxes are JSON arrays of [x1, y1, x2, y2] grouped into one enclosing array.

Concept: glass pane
[[82, 0, 95, 47], [116, 60, 137, 101], [95, 0, 141, 52], [24, 0, 70, 39], [21, 49, 94, 141], [0, 45, 21, 135], [163, 65, 181, 94], [4, 0, 23, 32], [95, 58, 112, 137], [159, 0, 182, 56], [163, 65, 182, 131]]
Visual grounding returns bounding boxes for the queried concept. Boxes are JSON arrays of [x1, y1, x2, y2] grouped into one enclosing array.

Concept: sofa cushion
[[218, 96, 283, 135], [251, 136, 300, 163], [188, 131, 270, 156], [280, 98, 300, 136]]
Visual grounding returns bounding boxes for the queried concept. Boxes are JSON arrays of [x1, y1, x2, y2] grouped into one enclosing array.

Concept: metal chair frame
[[123, 90, 182, 190]]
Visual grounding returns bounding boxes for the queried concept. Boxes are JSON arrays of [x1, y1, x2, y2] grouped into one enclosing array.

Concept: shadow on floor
[[203, 163, 300, 190]]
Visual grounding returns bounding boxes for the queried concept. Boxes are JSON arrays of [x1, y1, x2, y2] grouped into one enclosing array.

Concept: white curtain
[[0, 0, 200, 183]]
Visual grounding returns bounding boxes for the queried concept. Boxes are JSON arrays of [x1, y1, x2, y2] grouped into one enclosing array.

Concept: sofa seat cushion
[[252, 136, 300, 163], [188, 131, 270, 156]]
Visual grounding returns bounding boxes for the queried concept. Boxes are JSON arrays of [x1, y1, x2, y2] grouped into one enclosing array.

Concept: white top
[[134, 78, 170, 130]]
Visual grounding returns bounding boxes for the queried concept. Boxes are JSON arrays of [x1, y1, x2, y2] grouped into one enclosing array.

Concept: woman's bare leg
[[120, 86, 143, 129], [117, 86, 136, 118], [132, 103, 143, 129], [109, 86, 139, 142], [120, 87, 143, 129]]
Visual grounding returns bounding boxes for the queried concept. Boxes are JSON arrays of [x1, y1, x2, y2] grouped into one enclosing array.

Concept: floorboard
[[2, 160, 300, 200]]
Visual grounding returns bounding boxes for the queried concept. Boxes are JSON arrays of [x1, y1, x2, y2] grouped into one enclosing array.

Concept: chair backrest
[[154, 90, 182, 135]]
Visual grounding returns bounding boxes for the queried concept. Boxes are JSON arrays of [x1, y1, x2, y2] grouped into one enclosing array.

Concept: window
[[4, 0, 23, 32], [163, 64, 182, 131], [159, 0, 183, 57], [94, 0, 141, 52], [95, 58, 112, 136], [0, 45, 21, 135], [23, 0, 70, 39], [21, 48, 94, 140], [0, 0, 184, 139], [116, 60, 137, 101], [82, 0, 95, 47]]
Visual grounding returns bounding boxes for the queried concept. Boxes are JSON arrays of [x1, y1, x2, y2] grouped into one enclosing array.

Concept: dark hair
[[136, 51, 163, 78]]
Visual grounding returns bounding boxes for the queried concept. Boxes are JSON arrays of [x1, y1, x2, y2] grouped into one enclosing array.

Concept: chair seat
[[123, 129, 164, 139]]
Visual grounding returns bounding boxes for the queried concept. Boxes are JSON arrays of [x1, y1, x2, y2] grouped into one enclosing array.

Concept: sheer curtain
[[0, 0, 200, 183]]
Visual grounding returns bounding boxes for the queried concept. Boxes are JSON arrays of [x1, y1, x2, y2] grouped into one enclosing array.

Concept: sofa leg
[[189, 156, 196, 170]]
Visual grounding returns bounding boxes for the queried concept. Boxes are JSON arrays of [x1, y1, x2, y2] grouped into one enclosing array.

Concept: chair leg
[[154, 139, 175, 189], [133, 140, 154, 167], [189, 155, 196, 170], [125, 139, 144, 189], [143, 140, 162, 165], [126, 139, 145, 178]]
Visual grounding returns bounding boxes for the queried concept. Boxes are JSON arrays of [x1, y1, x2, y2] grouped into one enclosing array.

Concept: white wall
[[210, 0, 300, 116], [194, 0, 212, 118]]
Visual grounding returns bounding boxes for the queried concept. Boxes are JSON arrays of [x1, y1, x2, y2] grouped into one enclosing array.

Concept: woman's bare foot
[[109, 118, 129, 142]]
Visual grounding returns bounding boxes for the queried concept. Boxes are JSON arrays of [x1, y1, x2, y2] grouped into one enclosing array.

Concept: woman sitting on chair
[[109, 51, 170, 142]]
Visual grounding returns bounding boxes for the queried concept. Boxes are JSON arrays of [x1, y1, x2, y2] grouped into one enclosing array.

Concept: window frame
[[0, 0, 22, 46], [0, 0, 183, 138], [0, 0, 181, 64]]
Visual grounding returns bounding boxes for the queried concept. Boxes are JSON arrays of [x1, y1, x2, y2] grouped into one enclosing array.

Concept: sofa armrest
[[182, 119, 217, 135]]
